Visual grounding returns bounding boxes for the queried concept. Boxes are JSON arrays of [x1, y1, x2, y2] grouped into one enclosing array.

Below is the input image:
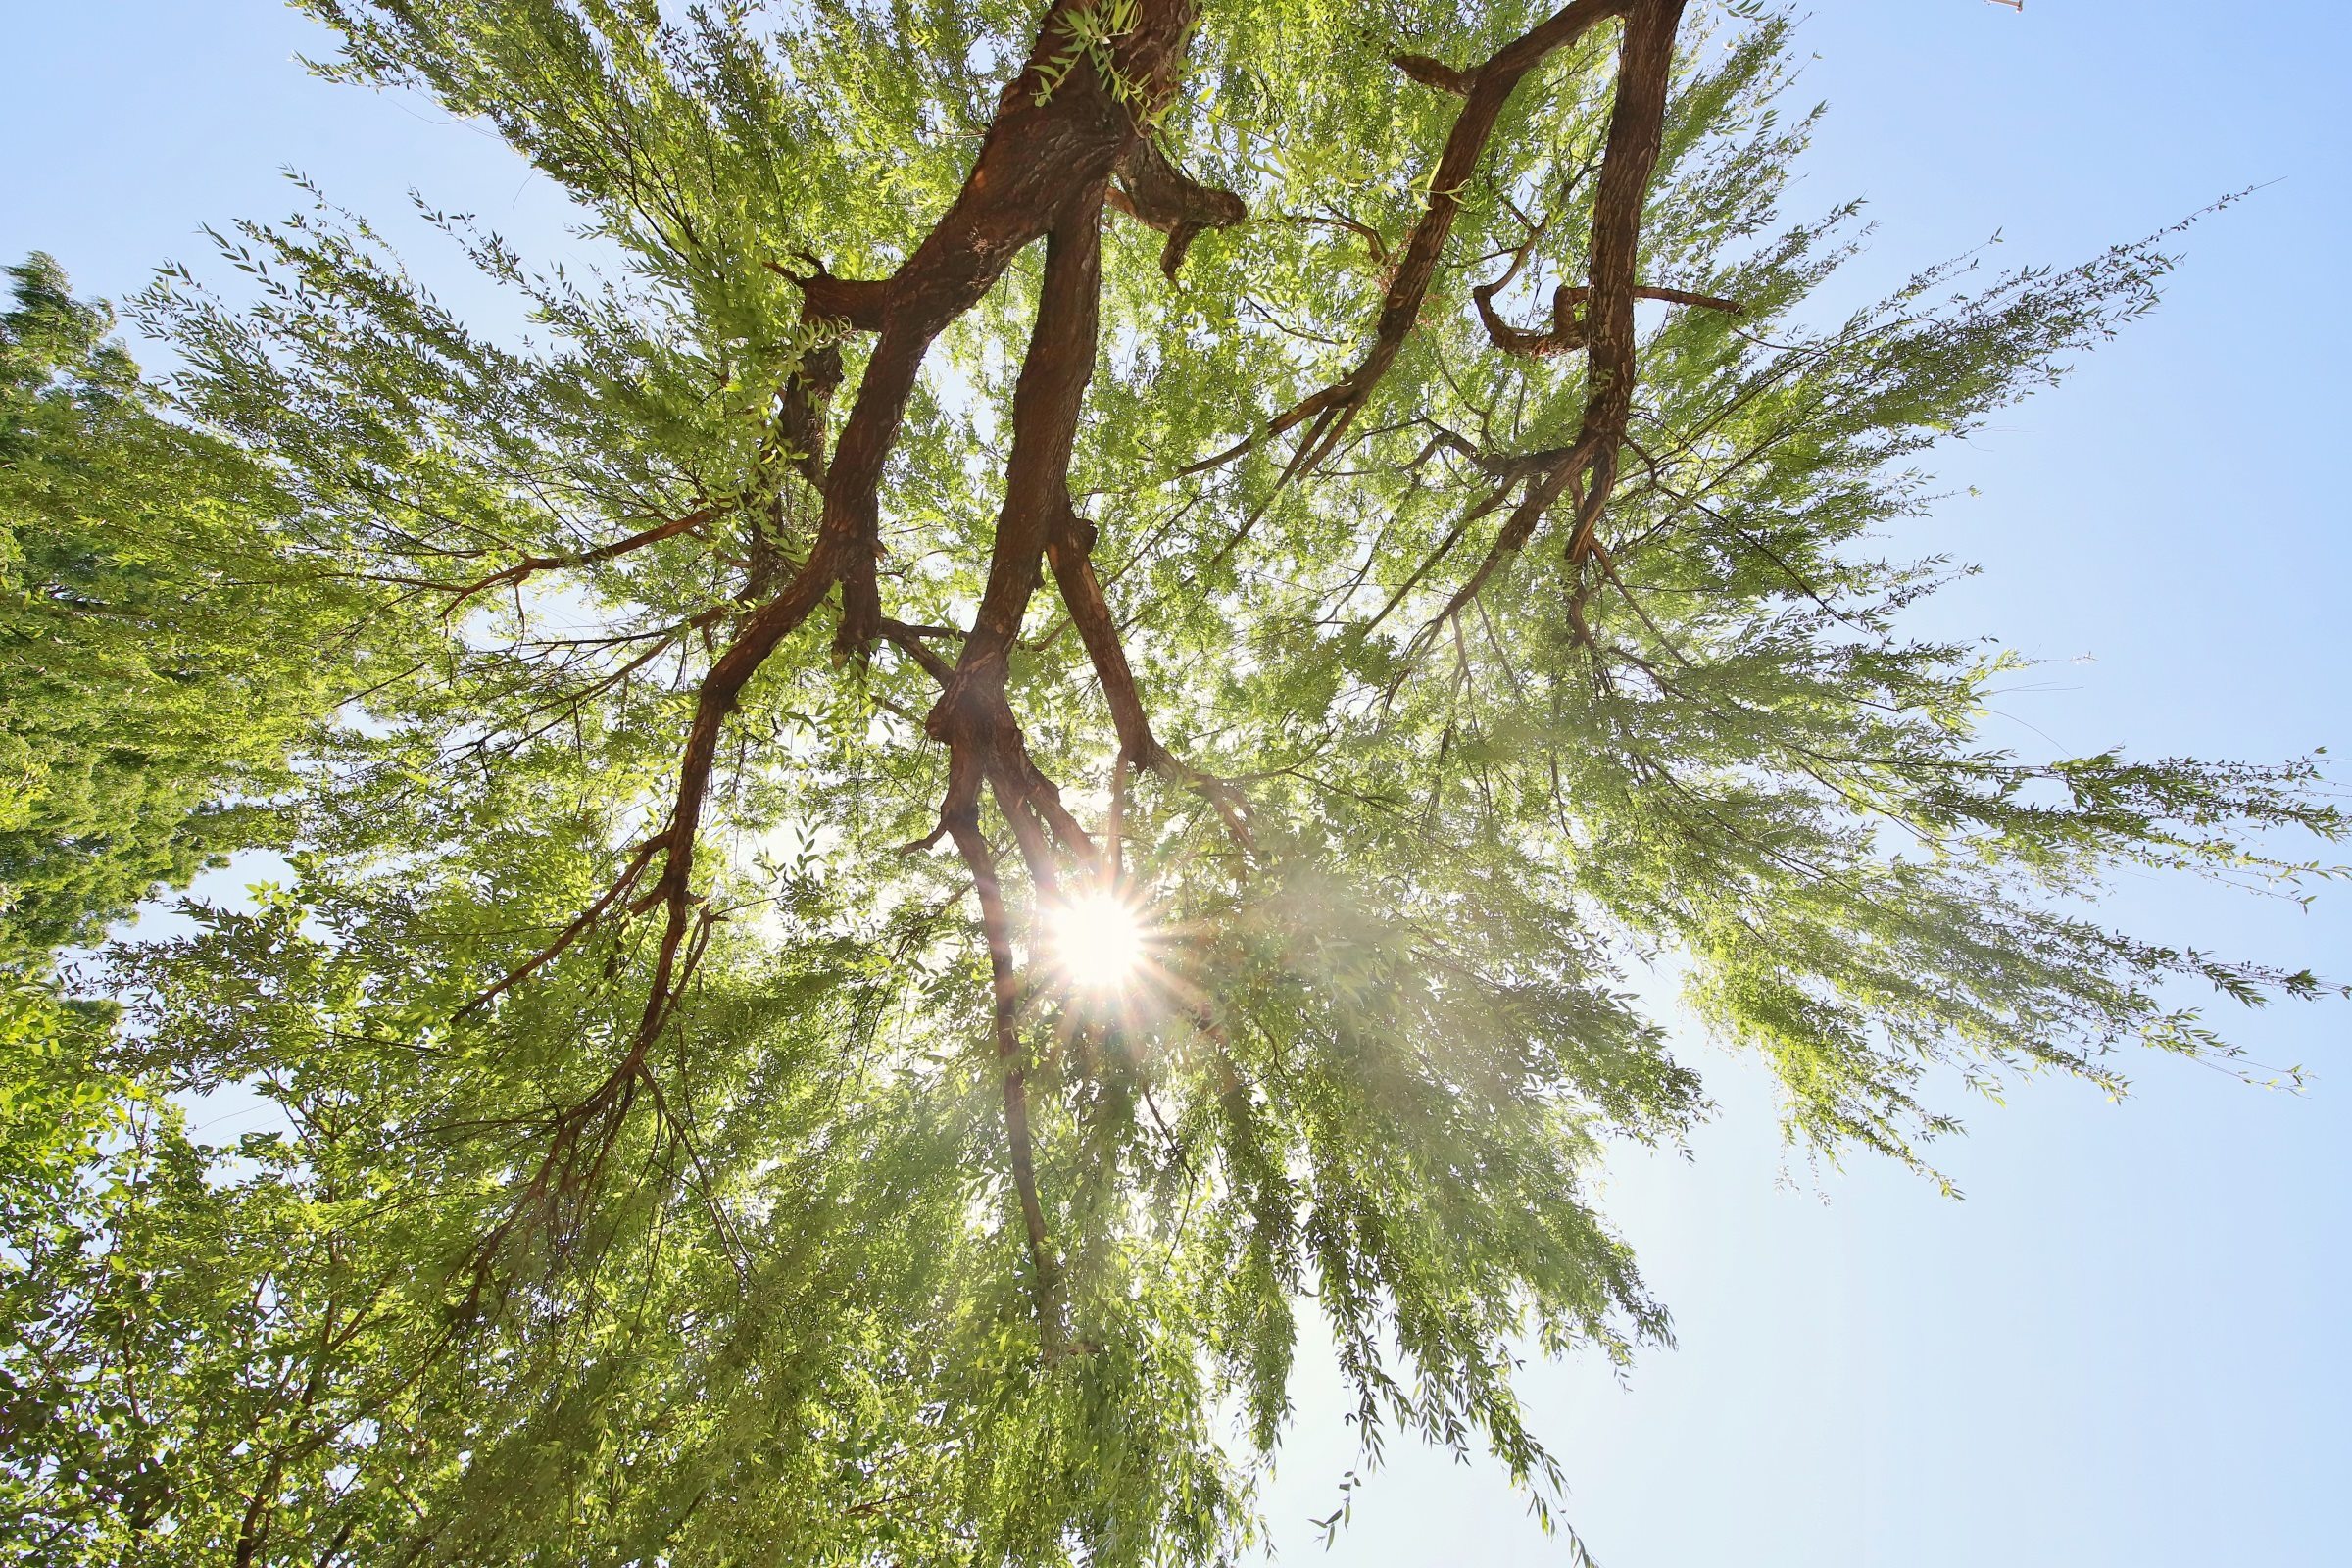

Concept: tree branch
[[1201, 0, 1639, 485], [1107, 136, 1248, 279], [1396, 0, 1689, 645], [941, 750, 1062, 1345], [1564, 0, 1688, 512], [1393, 52, 1474, 97], [824, 0, 1205, 659], [1474, 279, 1737, 359], [399, 502, 721, 613], [764, 255, 892, 332]]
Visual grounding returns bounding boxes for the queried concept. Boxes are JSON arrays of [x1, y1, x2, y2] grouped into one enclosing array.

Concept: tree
[[0, 255, 359, 969], [0, 254, 384, 1564], [1, 1, 2340, 1563]]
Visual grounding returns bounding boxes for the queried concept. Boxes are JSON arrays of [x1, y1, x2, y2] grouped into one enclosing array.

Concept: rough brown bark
[[823, 0, 1205, 657], [1571, 0, 1689, 475]]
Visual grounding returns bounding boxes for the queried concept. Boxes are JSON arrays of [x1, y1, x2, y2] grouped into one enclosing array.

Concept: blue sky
[[5, 4, 2347, 1564]]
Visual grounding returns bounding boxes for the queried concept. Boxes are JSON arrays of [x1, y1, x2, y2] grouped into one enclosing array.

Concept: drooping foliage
[[0, 255, 367, 967], [1, 2, 2340, 1564]]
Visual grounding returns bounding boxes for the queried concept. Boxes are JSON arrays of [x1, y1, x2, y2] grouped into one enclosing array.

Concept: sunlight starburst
[[1044, 889, 1149, 991]]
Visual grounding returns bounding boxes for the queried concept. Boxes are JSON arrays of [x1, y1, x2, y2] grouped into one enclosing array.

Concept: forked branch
[[1473, 278, 1740, 359], [1404, 0, 1688, 648], [1195, 0, 1640, 485]]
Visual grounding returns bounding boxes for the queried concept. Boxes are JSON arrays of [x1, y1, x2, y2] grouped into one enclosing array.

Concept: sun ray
[[1043, 889, 1150, 992]]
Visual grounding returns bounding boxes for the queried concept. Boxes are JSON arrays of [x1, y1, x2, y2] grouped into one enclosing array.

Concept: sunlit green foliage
[[1, 2, 2339, 1564], [0, 255, 362, 966]]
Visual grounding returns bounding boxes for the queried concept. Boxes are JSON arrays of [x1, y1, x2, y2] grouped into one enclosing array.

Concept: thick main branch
[[474, 1, 1208, 1253], [825, 0, 1204, 656]]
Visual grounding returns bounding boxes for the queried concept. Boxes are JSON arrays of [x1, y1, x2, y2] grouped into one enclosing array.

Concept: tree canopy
[[1, 2, 2340, 1563], [0, 254, 356, 968]]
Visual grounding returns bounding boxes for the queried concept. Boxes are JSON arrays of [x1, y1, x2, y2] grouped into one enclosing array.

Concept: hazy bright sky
[[5, 4, 2347, 1564]]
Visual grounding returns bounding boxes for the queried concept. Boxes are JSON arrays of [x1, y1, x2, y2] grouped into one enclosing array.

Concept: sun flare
[[1045, 890, 1148, 991]]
